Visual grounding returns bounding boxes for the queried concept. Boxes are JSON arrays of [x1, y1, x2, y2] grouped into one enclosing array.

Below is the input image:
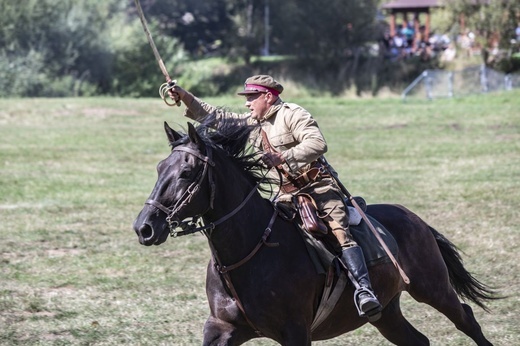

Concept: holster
[[295, 193, 328, 235]]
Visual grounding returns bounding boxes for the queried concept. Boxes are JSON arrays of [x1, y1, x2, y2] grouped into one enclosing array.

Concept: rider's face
[[244, 92, 272, 120]]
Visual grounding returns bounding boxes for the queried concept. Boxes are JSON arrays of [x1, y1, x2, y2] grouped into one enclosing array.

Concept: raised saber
[[134, 0, 180, 106], [319, 157, 410, 284]]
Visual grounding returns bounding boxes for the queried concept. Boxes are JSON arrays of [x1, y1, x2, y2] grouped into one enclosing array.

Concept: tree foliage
[[0, 0, 120, 96], [446, 0, 518, 46], [269, 1, 379, 58], [0, 0, 515, 97], [0, 0, 384, 97], [0, 0, 185, 97], [440, 0, 520, 71], [143, 0, 235, 55]]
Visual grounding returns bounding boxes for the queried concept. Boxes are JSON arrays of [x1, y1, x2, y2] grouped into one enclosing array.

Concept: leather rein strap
[[208, 210, 279, 337], [145, 142, 280, 335], [211, 210, 279, 274]]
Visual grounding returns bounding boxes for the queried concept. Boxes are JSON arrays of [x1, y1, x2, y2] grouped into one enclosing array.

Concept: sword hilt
[[159, 80, 181, 107]]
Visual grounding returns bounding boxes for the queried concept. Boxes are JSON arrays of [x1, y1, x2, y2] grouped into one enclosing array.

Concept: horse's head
[[133, 122, 215, 246]]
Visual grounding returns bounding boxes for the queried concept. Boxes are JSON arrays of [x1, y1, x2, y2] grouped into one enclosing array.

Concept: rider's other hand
[[262, 152, 285, 168]]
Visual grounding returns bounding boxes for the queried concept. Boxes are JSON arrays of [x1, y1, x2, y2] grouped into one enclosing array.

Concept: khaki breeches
[[302, 178, 357, 248]]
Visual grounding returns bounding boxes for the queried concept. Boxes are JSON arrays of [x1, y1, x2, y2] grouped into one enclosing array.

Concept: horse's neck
[[204, 171, 273, 265]]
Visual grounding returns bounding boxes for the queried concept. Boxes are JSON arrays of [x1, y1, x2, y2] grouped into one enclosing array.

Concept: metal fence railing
[[402, 65, 520, 101]]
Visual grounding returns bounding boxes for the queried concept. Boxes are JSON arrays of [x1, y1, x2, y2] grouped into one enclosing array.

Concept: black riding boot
[[340, 245, 382, 321]]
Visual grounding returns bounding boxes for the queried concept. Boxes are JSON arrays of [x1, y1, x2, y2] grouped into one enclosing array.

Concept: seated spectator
[[440, 43, 456, 63]]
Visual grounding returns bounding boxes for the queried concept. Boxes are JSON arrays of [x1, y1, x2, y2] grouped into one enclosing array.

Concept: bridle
[[145, 145, 216, 236], [144, 142, 278, 336], [144, 144, 267, 237]]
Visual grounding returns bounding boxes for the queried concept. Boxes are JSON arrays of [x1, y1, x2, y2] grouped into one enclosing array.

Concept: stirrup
[[353, 287, 382, 322]]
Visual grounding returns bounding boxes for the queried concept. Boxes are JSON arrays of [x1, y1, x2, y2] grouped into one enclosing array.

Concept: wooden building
[[382, 0, 442, 41]]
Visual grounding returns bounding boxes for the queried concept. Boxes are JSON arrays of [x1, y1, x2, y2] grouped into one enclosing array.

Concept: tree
[[269, 0, 379, 59], [443, 0, 518, 49], [142, 0, 234, 57], [441, 0, 520, 71], [0, 0, 122, 96], [110, 17, 186, 97], [0, 0, 186, 97]]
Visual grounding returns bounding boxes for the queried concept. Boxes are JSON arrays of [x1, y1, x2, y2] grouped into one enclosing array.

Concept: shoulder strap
[[260, 129, 298, 186], [259, 128, 275, 153]]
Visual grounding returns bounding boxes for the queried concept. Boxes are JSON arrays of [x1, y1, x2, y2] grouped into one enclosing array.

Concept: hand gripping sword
[[134, 0, 180, 107], [318, 157, 411, 284]]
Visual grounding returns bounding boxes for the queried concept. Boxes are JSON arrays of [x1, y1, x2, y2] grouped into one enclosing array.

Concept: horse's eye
[[179, 169, 192, 179]]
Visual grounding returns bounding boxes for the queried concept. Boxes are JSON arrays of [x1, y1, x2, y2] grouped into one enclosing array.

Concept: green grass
[[1, 91, 519, 345]]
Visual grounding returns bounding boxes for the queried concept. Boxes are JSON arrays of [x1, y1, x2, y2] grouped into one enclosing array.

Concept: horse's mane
[[175, 112, 274, 192]]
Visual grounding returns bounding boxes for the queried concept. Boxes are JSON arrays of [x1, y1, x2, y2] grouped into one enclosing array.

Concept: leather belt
[[280, 162, 329, 194]]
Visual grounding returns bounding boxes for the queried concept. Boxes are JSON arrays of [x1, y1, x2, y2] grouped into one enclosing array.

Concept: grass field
[[1, 91, 519, 345]]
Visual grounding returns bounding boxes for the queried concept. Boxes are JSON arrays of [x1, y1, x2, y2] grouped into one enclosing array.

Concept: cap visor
[[237, 90, 264, 96]]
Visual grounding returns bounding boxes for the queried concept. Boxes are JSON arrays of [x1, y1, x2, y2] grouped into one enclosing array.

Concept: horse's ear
[[187, 122, 203, 146], [164, 122, 182, 145]]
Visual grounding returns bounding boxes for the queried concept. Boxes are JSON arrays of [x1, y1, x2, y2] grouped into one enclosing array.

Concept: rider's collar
[[261, 98, 283, 122]]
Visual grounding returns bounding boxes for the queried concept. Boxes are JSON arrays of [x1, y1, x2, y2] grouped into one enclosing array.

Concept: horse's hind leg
[[373, 294, 430, 346], [428, 293, 493, 346], [409, 279, 492, 346]]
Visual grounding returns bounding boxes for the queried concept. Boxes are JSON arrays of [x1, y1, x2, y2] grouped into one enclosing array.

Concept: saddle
[[275, 197, 399, 332], [276, 197, 399, 269]]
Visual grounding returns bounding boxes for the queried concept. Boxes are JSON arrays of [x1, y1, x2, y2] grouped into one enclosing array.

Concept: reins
[[145, 150, 268, 237], [145, 142, 279, 336], [210, 210, 279, 274], [207, 209, 279, 337]]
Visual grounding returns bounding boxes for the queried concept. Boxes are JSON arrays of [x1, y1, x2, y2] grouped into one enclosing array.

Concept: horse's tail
[[429, 226, 500, 312]]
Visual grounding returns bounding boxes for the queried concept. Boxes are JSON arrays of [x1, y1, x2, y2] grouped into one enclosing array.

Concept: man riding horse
[[169, 75, 382, 321]]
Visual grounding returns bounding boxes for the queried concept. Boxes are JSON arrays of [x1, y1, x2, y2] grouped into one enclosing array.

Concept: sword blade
[[134, 0, 171, 82]]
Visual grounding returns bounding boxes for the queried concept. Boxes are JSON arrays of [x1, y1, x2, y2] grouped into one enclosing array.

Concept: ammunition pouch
[[280, 161, 330, 194]]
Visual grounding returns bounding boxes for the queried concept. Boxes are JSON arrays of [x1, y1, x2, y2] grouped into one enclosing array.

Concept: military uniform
[[176, 75, 381, 320], [181, 86, 351, 236]]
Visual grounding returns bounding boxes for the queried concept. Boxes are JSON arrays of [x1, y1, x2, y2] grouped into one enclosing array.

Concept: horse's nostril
[[137, 223, 154, 242]]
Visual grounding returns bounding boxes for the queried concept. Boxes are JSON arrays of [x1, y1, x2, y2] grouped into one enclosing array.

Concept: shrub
[[109, 18, 187, 97]]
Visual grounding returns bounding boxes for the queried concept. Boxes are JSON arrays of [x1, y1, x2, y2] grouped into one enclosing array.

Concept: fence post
[[505, 74, 512, 90], [402, 65, 517, 101], [480, 64, 488, 93], [425, 70, 432, 100], [448, 71, 454, 98]]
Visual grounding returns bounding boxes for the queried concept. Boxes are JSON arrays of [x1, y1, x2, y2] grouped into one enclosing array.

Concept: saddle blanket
[[347, 206, 362, 225], [350, 214, 398, 266], [300, 212, 399, 274]]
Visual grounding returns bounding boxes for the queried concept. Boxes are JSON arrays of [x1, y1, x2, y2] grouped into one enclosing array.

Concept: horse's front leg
[[203, 316, 312, 346], [202, 316, 258, 346]]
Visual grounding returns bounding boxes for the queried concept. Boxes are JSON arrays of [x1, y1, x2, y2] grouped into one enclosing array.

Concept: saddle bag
[[295, 193, 328, 235]]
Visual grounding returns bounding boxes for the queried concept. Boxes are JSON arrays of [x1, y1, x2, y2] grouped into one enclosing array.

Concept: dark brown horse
[[133, 117, 497, 345]]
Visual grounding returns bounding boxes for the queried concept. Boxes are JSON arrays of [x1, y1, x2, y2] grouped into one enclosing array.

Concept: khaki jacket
[[182, 94, 328, 193]]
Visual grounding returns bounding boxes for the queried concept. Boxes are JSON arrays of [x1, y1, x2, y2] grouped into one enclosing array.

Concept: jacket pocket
[[270, 133, 295, 149]]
